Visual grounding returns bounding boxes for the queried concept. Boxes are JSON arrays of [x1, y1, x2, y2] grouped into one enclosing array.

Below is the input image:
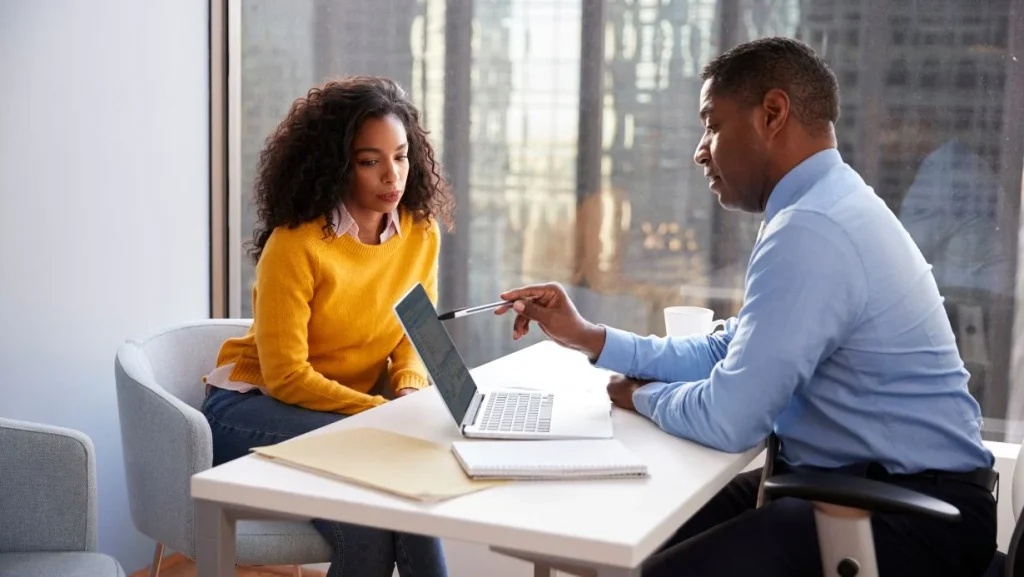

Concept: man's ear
[[760, 88, 790, 139]]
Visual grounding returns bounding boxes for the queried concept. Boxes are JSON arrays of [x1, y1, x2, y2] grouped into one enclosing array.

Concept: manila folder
[[250, 427, 504, 502]]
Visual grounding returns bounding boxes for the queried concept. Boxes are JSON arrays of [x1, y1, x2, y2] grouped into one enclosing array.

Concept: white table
[[191, 341, 760, 577]]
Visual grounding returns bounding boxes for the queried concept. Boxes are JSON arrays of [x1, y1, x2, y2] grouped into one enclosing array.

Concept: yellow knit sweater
[[215, 209, 439, 414]]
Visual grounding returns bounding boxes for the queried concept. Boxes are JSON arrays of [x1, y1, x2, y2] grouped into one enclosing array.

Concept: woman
[[201, 76, 454, 577]]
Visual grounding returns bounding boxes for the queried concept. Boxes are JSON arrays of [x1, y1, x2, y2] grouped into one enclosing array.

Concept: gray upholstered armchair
[[0, 417, 125, 577], [113, 319, 331, 576]]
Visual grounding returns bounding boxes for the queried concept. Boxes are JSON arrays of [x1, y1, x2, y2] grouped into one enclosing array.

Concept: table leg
[[195, 499, 237, 577], [595, 568, 641, 577], [491, 546, 640, 577]]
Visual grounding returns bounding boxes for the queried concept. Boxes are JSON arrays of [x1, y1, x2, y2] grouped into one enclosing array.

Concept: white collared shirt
[[333, 204, 402, 242]]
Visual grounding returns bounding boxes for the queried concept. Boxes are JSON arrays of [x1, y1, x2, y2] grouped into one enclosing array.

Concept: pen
[[438, 297, 536, 321]]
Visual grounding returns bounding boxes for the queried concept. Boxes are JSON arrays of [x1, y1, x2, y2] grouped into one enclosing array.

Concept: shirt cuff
[[391, 372, 430, 395], [594, 325, 637, 375], [632, 381, 671, 418]]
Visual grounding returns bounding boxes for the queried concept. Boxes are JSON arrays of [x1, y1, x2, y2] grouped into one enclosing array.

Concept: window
[[222, 0, 1024, 441]]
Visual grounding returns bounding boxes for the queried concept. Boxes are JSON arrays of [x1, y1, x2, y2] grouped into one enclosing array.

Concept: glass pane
[[235, 0, 1024, 440], [790, 0, 1023, 440]]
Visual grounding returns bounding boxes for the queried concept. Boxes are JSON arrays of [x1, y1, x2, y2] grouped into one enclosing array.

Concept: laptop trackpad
[[550, 396, 614, 438]]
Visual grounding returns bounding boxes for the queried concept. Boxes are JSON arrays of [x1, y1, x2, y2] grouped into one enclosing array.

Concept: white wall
[[0, 0, 210, 571]]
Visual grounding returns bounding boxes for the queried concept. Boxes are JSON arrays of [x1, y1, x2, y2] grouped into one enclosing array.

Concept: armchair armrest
[[0, 417, 98, 553], [762, 472, 961, 521], [114, 345, 214, 558]]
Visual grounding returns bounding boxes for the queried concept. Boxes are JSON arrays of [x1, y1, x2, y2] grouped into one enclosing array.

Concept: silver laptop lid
[[393, 283, 479, 427]]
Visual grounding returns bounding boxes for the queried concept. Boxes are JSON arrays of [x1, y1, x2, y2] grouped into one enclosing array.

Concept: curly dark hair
[[248, 76, 455, 263]]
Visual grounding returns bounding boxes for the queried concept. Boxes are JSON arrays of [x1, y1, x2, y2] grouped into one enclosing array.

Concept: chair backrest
[[131, 319, 253, 409], [1013, 441, 1024, 524], [114, 319, 251, 557], [0, 418, 97, 554]]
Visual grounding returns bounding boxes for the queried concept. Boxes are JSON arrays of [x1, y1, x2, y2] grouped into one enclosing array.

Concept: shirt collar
[[333, 204, 402, 239], [764, 148, 843, 224]]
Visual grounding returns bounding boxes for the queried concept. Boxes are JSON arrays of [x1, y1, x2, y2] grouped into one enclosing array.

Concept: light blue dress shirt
[[596, 148, 993, 474]]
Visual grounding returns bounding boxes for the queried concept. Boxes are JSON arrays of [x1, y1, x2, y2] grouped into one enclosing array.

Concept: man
[[496, 37, 996, 576]]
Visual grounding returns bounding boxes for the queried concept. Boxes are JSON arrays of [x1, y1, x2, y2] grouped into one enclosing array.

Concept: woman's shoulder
[[260, 219, 331, 265], [402, 210, 442, 243], [267, 218, 330, 246]]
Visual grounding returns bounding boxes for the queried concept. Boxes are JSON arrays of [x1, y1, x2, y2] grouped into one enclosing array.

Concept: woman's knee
[[312, 519, 394, 551]]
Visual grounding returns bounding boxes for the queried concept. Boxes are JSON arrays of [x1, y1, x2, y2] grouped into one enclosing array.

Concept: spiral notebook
[[451, 439, 649, 480]]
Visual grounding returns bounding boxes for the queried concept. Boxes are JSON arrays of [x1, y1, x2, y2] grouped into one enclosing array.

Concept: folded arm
[[630, 214, 866, 452], [256, 234, 386, 413]]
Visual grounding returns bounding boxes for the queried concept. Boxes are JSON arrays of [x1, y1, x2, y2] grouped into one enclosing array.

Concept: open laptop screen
[[393, 283, 478, 426]]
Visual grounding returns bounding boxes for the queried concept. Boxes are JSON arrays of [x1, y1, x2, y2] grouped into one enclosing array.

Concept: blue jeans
[[201, 387, 448, 577]]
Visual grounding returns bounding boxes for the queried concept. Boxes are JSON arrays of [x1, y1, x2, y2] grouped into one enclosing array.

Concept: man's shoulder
[[775, 165, 880, 241], [767, 205, 851, 250], [758, 211, 864, 287], [796, 163, 873, 211]]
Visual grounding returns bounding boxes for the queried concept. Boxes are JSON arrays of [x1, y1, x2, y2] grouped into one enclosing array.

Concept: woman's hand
[[395, 388, 418, 398]]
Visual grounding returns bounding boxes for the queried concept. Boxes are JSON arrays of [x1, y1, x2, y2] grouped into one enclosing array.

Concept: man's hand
[[607, 374, 650, 411], [395, 388, 418, 398], [494, 282, 606, 360]]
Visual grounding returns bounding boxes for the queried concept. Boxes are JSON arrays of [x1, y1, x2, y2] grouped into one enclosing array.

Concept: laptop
[[393, 283, 614, 440]]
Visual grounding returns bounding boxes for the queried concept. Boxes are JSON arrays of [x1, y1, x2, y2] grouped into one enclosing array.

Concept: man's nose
[[693, 138, 710, 167]]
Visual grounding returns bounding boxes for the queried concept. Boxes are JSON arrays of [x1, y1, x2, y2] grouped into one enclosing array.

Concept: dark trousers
[[643, 467, 996, 577]]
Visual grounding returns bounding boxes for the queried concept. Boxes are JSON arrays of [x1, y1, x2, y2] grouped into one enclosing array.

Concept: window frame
[[209, 0, 243, 319], [207, 0, 1024, 444]]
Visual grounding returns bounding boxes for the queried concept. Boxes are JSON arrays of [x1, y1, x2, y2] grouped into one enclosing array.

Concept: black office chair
[[757, 435, 1010, 577]]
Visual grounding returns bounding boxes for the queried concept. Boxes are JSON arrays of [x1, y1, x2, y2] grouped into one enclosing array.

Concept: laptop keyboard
[[479, 392, 554, 433]]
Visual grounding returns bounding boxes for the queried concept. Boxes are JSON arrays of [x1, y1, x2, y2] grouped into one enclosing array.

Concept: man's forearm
[[592, 323, 736, 384]]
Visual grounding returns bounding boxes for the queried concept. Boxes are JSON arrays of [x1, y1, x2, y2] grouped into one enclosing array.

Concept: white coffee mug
[[663, 306, 726, 337]]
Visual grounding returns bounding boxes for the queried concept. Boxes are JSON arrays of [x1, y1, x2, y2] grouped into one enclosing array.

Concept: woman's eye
[[358, 159, 378, 167], [396, 155, 408, 162]]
